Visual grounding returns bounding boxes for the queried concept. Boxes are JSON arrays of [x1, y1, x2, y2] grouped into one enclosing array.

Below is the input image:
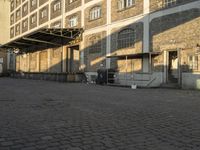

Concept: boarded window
[[89, 36, 102, 54]]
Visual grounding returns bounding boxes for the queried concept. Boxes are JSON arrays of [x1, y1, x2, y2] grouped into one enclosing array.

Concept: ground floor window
[[188, 55, 199, 71]]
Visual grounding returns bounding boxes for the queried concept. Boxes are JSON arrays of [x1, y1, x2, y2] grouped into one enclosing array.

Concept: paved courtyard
[[0, 78, 200, 150]]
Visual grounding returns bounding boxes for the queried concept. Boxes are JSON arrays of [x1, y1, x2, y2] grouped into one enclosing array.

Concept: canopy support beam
[[22, 37, 62, 46]]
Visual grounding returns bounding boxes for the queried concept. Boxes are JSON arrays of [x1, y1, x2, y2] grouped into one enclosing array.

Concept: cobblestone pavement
[[0, 78, 200, 150]]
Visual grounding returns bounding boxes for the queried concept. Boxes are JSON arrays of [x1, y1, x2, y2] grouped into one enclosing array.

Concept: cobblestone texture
[[0, 78, 200, 150]]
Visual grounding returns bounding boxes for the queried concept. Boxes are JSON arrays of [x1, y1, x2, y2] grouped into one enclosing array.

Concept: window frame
[[89, 6, 102, 21], [118, 0, 135, 11], [188, 55, 199, 71], [164, 0, 177, 7], [41, 9, 47, 19], [117, 28, 136, 49], [53, 1, 61, 12], [23, 20, 28, 28], [31, 0, 37, 7], [89, 36, 102, 54], [69, 16, 78, 27], [31, 15, 36, 24]]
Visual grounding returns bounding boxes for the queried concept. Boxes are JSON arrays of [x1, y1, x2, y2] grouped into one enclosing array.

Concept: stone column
[[143, 0, 150, 73]]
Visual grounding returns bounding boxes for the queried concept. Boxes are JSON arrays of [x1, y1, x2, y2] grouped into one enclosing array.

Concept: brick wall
[[84, 31, 107, 72], [50, 47, 62, 73], [150, 0, 199, 12], [39, 0, 48, 6], [30, 52, 38, 72], [84, 0, 107, 30], [50, 0, 62, 20], [110, 22, 143, 72], [65, 0, 81, 12], [39, 5, 49, 25], [39, 51, 48, 72], [150, 8, 200, 72], [22, 2, 28, 18], [65, 11, 81, 28], [111, 0, 143, 22], [22, 18, 28, 33]]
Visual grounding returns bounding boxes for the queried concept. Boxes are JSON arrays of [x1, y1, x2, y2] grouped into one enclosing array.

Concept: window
[[69, 16, 78, 27], [31, 0, 36, 7], [89, 6, 101, 20], [16, 25, 20, 32], [69, 0, 76, 4], [41, 9, 47, 18], [188, 55, 198, 70], [11, 28, 14, 35], [16, 0, 20, 7], [16, 10, 20, 19], [164, 0, 177, 7], [89, 36, 102, 54], [23, 21, 27, 28], [52, 22, 61, 28], [11, 15, 14, 24], [11, 1, 14, 9], [31, 15, 36, 24], [23, 5, 27, 12], [53, 2, 61, 12], [118, 0, 135, 10], [118, 29, 135, 49]]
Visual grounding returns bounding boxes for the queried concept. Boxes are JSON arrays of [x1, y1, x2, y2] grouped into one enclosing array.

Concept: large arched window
[[89, 6, 102, 20], [89, 36, 102, 54], [118, 29, 135, 49]]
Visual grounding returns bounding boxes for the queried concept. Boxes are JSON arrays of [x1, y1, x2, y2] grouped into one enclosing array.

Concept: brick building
[[0, 0, 10, 75], [1, 0, 200, 89]]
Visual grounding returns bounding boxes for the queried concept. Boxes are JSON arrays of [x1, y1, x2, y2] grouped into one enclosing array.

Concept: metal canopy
[[0, 28, 83, 51], [107, 52, 161, 59]]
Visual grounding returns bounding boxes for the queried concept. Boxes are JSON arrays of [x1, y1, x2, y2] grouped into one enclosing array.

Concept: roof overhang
[[0, 28, 83, 52], [107, 52, 161, 59]]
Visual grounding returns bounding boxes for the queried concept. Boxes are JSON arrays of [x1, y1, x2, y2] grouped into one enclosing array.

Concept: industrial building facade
[[3, 0, 200, 89]]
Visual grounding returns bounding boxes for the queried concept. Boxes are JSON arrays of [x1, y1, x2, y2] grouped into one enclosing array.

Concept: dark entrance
[[67, 45, 80, 73], [168, 51, 178, 83]]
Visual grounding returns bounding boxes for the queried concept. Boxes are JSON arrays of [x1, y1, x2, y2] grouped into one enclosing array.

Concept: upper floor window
[[69, 0, 76, 4], [53, 23, 61, 28], [11, 28, 14, 35], [41, 9, 47, 18], [16, 25, 20, 32], [23, 20, 28, 28], [16, 9, 21, 18], [69, 16, 78, 27], [31, 0, 37, 7], [16, 0, 21, 7], [53, 1, 61, 12], [11, 1, 14, 9], [31, 15, 36, 24], [118, 0, 135, 10], [89, 6, 101, 20], [164, 0, 177, 7], [118, 28, 135, 49], [11, 14, 14, 24], [23, 4, 28, 12]]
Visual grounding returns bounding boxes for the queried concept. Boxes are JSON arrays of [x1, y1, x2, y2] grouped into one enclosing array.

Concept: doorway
[[168, 51, 178, 83], [67, 45, 80, 73]]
